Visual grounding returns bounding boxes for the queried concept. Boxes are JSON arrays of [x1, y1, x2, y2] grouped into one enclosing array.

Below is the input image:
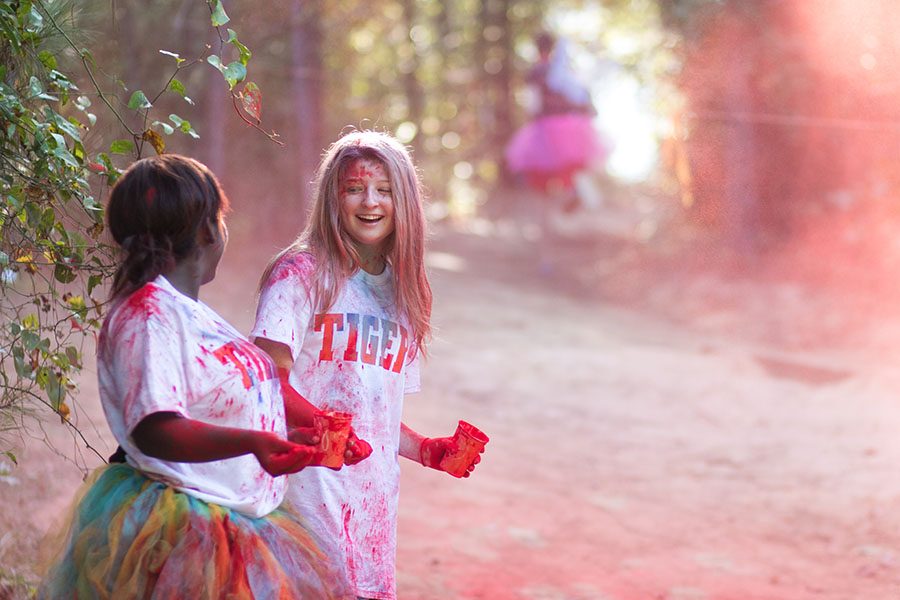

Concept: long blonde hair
[[261, 130, 432, 353]]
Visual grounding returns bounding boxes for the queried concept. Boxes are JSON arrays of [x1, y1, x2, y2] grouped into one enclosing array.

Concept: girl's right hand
[[252, 431, 319, 476]]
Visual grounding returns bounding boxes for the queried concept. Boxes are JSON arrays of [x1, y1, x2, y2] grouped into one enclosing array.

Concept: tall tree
[[291, 0, 324, 211]]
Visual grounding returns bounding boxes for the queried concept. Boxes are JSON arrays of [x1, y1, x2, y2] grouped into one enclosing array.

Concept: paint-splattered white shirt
[[98, 275, 287, 518], [252, 252, 420, 600]]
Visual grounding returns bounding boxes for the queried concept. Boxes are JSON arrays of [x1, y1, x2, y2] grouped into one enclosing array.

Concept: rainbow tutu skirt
[[37, 463, 351, 599]]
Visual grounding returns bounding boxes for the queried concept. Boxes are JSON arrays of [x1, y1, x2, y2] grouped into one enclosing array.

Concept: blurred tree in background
[[6, 0, 898, 466], [661, 0, 900, 263]]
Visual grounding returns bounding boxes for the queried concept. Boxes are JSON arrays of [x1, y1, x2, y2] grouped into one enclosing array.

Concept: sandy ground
[[3, 209, 900, 599]]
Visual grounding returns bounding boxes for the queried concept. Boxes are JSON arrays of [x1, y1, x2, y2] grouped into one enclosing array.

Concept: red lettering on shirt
[[343, 313, 360, 362], [213, 341, 273, 390], [391, 324, 409, 373], [361, 315, 380, 365], [315, 313, 344, 361], [380, 319, 398, 370], [314, 312, 409, 373]]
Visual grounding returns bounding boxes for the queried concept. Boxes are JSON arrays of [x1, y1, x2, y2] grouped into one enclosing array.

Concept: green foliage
[[0, 0, 268, 458], [0, 0, 113, 438]]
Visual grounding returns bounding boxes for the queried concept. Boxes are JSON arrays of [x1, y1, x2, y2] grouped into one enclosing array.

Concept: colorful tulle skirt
[[37, 463, 351, 599], [505, 113, 608, 191]]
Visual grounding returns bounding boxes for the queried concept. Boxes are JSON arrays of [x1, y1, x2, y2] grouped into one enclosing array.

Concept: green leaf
[[28, 75, 42, 98], [168, 78, 186, 97], [39, 207, 55, 234], [53, 112, 82, 143], [46, 369, 65, 409], [18, 2, 42, 31], [127, 90, 151, 110], [38, 50, 57, 70], [75, 95, 91, 110], [22, 330, 40, 352], [210, 0, 230, 26], [227, 29, 251, 65], [54, 263, 76, 284], [222, 62, 247, 88], [3, 451, 17, 466], [12, 345, 28, 377], [207, 54, 224, 72], [87, 274, 103, 295], [52, 145, 79, 168], [168, 114, 199, 139], [65, 346, 81, 369], [109, 139, 134, 154], [153, 120, 175, 135]]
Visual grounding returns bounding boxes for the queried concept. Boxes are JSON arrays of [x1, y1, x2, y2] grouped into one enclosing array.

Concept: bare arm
[[400, 421, 480, 477], [254, 336, 372, 465], [132, 412, 316, 476], [399, 422, 427, 464]]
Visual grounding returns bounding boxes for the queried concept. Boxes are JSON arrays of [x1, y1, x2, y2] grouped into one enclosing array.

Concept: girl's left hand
[[344, 429, 372, 465], [420, 436, 482, 478]]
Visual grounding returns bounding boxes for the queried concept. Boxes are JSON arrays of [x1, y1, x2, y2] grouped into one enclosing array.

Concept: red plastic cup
[[314, 411, 352, 468], [440, 420, 489, 478]]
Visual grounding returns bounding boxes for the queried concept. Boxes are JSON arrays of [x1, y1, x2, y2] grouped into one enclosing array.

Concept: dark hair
[[106, 154, 229, 300], [535, 32, 556, 55]]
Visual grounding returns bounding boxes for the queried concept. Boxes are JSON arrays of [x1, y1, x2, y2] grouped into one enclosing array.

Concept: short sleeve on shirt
[[107, 287, 190, 437], [252, 254, 314, 359]]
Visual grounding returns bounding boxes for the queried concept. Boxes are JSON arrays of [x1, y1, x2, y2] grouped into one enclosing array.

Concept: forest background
[[3, 0, 900, 597]]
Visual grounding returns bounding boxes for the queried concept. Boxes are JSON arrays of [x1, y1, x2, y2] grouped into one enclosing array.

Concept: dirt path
[[396, 223, 900, 599], [3, 220, 900, 600]]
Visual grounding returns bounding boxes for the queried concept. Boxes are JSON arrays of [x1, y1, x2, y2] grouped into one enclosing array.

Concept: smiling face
[[339, 158, 395, 270]]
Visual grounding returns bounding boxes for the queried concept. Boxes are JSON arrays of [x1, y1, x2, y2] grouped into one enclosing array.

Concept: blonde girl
[[253, 130, 483, 600]]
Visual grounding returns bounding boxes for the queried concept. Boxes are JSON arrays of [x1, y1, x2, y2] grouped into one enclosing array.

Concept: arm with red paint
[[132, 411, 317, 476], [254, 336, 372, 465], [399, 422, 480, 477]]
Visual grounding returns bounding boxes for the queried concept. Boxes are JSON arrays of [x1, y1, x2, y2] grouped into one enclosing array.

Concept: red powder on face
[[346, 165, 377, 180]]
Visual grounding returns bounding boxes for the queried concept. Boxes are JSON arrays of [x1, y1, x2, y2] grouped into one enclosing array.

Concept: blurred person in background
[[252, 130, 485, 600], [506, 32, 609, 268]]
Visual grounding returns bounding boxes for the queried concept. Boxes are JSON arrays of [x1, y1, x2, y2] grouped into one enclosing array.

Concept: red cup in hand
[[439, 420, 488, 478], [314, 411, 353, 468]]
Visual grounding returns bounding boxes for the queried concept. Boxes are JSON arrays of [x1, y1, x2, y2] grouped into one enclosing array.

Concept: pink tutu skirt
[[505, 113, 606, 190]]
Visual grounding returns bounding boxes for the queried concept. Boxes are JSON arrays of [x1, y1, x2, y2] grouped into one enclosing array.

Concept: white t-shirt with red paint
[[251, 252, 420, 600], [98, 275, 287, 519]]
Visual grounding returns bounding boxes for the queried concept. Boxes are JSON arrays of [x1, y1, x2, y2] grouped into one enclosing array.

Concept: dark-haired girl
[[38, 154, 352, 599]]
